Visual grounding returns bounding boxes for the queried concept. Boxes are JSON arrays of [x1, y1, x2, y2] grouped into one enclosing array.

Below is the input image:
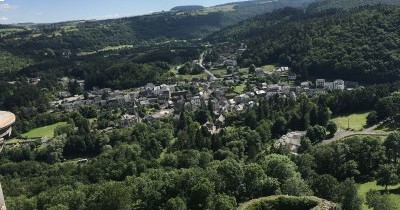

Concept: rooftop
[[0, 111, 16, 128]]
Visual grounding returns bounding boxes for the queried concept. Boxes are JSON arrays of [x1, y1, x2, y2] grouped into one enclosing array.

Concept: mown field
[[177, 73, 208, 80], [358, 181, 400, 210], [21, 122, 67, 138], [332, 112, 369, 131]]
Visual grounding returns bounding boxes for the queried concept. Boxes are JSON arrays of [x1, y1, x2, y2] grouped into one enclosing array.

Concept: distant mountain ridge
[[170, 5, 205, 11]]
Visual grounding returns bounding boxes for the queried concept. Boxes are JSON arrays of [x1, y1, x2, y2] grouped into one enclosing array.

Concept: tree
[[366, 190, 396, 210], [189, 178, 215, 210], [249, 64, 256, 74], [339, 160, 360, 179], [334, 179, 362, 210], [312, 174, 339, 200], [259, 154, 298, 183], [215, 159, 244, 197], [281, 175, 313, 196], [384, 132, 400, 163], [79, 106, 97, 118], [242, 163, 267, 198], [177, 111, 188, 132], [376, 97, 395, 120], [306, 125, 326, 143], [256, 120, 272, 143], [326, 121, 337, 137], [212, 194, 237, 210], [272, 117, 287, 138], [47, 204, 69, 210], [298, 137, 312, 153], [6, 195, 36, 210], [376, 164, 399, 191], [367, 111, 379, 126], [68, 80, 82, 95], [194, 109, 209, 125], [166, 197, 187, 210], [244, 110, 257, 129]]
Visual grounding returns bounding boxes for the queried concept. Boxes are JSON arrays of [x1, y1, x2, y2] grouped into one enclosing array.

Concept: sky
[[0, 0, 238, 24]]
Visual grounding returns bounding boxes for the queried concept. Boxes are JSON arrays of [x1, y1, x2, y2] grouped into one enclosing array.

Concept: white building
[[301, 82, 310, 89], [333, 80, 345, 90]]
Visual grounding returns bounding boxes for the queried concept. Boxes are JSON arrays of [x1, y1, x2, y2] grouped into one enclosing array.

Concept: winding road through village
[[199, 52, 217, 80]]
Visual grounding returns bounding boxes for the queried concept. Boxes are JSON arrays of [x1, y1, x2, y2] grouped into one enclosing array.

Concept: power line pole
[[348, 118, 350, 130]]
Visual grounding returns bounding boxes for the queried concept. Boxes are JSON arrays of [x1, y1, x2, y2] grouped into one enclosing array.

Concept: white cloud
[[0, 16, 8, 21], [0, 3, 17, 11]]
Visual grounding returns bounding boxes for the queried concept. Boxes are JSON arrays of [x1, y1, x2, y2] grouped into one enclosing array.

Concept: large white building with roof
[[0, 111, 15, 140]]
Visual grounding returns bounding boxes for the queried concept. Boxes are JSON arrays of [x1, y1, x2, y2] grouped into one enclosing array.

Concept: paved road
[[199, 52, 217, 80], [322, 123, 388, 144]]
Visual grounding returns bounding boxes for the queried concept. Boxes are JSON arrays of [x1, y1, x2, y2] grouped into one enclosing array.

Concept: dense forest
[[211, 5, 400, 83]]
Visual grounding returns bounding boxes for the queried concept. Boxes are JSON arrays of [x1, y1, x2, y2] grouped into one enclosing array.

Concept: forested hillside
[[211, 6, 400, 83], [308, 0, 400, 11], [0, 0, 315, 76], [0, 0, 313, 53]]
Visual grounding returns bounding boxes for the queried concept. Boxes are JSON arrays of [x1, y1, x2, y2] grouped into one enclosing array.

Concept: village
[[47, 42, 358, 137]]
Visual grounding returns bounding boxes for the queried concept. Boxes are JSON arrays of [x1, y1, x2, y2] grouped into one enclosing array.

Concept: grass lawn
[[332, 112, 369, 131], [234, 84, 246, 94], [0, 28, 25, 33], [261, 65, 276, 72], [21, 122, 67, 138], [358, 181, 400, 210], [211, 69, 226, 78], [239, 68, 249, 74], [177, 73, 208, 80]]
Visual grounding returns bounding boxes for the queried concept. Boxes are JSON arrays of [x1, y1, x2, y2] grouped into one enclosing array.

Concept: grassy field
[[234, 84, 246, 94], [195, 5, 236, 15], [21, 122, 67, 138], [358, 181, 400, 210], [77, 45, 134, 56], [211, 69, 226, 78], [0, 28, 25, 33], [177, 73, 208, 80], [332, 112, 369, 131], [260, 65, 276, 72]]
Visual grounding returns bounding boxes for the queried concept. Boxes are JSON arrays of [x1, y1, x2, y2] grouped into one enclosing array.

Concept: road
[[322, 123, 388, 144], [198, 51, 217, 80]]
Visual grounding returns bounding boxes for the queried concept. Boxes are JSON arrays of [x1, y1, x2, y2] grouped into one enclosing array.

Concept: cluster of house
[[48, 42, 357, 132], [51, 71, 357, 131]]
